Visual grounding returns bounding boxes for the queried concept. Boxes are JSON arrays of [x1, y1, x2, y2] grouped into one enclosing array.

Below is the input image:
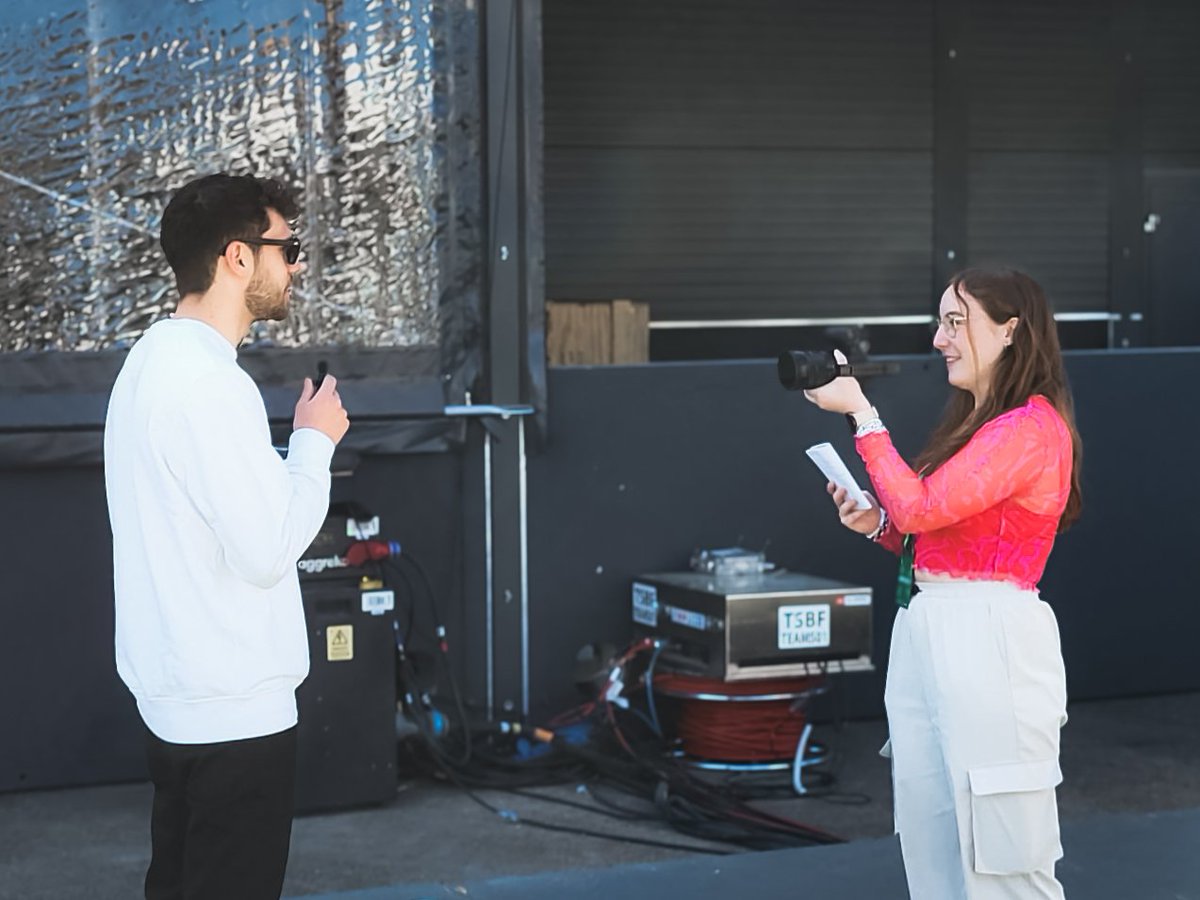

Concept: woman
[[805, 268, 1082, 899]]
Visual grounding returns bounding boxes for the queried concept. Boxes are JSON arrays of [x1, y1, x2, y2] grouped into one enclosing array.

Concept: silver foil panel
[[0, 0, 475, 352]]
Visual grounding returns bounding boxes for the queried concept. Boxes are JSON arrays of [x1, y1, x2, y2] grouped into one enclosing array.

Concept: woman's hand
[[803, 349, 871, 415], [829, 483, 882, 536]]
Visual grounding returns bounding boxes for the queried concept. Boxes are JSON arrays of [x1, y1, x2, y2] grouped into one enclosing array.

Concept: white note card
[[805, 442, 871, 510]]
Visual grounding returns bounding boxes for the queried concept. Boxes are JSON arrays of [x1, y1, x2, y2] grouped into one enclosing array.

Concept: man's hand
[[294, 375, 350, 445], [828, 483, 882, 536]]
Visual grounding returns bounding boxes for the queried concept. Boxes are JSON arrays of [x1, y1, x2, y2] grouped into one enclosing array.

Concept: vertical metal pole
[[483, 427, 495, 721], [445, 404, 533, 723], [486, 0, 524, 720], [518, 416, 530, 717], [483, 0, 541, 721]]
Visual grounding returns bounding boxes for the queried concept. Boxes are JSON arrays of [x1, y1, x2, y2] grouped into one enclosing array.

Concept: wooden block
[[546, 299, 650, 365], [610, 299, 649, 364], [547, 302, 612, 365]]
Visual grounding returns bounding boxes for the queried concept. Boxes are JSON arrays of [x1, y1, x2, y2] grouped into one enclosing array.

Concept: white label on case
[[347, 516, 381, 538], [361, 589, 395, 616], [778, 604, 831, 649], [631, 582, 658, 626], [668, 606, 708, 631]]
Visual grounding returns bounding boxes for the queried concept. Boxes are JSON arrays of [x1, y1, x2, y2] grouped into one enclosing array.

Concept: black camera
[[776, 350, 853, 391]]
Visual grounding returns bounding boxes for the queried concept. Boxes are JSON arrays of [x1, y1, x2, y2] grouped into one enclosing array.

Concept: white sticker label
[[842, 593, 871, 607], [631, 582, 658, 626], [778, 604, 831, 649], [668, 606, 708, 632], [347, 516, 381, 538], [361, 589, 395, 616]]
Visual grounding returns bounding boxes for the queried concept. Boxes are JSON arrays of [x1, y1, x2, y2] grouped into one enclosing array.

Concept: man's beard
[[245, 271, 289, 322]]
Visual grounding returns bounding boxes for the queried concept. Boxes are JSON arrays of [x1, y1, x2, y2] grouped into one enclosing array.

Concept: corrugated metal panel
[[546, 148, 932, 318], [959, 1, 1113, 316], [543, 0, 933, 150], [543, 0, 935, 320], [964, 0, 1113, 151], [1142, 0, 1200, 152], [967, 153, 1109, 312]]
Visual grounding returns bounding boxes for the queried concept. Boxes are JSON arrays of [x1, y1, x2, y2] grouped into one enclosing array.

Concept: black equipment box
[[296, 511, 380, 582], [295, 515, 398, 813], [631, 571, 873, 681]]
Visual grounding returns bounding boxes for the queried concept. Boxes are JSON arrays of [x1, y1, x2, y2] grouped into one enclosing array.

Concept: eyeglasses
[[224, 235, 302, 265], [932, 312, 967, 339]]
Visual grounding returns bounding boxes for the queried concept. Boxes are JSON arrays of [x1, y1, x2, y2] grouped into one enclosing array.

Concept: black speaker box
[[295, 578, 398, 813]]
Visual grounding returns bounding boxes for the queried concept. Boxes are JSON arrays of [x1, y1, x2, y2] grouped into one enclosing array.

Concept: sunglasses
[[225, 235, 302, 265]]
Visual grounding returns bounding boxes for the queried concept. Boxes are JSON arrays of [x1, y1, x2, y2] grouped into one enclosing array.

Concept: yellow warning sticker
[[326, 624, 354, 662]]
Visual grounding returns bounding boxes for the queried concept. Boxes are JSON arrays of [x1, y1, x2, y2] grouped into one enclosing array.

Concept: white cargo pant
[[884, 580, 1068, 900]]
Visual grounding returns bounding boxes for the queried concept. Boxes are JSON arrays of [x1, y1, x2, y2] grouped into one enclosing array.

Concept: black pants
[[144, 726, 297, 900]]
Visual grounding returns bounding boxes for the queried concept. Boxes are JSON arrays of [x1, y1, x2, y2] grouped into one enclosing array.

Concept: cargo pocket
[[968, 758, 1063, 875]]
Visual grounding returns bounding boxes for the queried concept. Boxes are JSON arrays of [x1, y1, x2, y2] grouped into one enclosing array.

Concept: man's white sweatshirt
[[104, 318, 334, 744]]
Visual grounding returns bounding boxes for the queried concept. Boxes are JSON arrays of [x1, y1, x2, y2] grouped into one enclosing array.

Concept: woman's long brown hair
[[914, 268, 1083, 531]]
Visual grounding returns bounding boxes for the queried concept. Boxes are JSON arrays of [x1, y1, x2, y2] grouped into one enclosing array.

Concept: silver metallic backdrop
[[0, 0, 480, 355]]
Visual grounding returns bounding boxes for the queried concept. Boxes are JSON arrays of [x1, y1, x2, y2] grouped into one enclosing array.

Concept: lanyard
[[895, 468, 926, 609], [896, 533, 917, 609]]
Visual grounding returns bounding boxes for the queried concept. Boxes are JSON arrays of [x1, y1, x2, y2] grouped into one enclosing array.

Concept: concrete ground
[[0, 691, 1197, 899]]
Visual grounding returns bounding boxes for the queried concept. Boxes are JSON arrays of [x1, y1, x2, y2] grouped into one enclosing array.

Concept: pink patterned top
[[855, 395, 1073, 590]]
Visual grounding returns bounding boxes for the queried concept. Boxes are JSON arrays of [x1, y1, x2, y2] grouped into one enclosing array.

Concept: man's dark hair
[[159, 174, 299, 297]]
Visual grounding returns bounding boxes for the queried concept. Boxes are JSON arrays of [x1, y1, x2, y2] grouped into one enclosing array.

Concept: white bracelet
[[855, 417, 887, 438], [866, 507, 889, 541]]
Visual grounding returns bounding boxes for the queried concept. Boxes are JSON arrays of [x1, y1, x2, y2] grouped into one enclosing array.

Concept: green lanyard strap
[[896, 533, 917, 609], [894, 469, 927, 610]]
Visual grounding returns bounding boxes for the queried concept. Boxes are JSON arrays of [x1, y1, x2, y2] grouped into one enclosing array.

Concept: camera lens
[[777, 350, 841, 391]]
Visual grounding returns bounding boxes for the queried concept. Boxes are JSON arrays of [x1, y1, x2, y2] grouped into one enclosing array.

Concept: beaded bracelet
[[865, 506, 889, 541]]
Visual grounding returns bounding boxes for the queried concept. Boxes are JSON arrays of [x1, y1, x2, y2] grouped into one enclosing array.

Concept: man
[[104, 173, 349, 899]]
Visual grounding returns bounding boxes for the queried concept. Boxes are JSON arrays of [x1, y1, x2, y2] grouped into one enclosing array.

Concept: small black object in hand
[[777, 350, 852, 391]]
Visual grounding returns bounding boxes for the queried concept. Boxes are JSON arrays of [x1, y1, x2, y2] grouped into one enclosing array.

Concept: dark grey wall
[[0, 452, 468, 792], [2, 350, 1197, 791], [524, 351, 1200, 718], [1, 468, 138, 790]]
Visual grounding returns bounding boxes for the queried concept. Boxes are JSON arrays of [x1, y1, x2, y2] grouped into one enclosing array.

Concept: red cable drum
[[653, 673, 823, 762]]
